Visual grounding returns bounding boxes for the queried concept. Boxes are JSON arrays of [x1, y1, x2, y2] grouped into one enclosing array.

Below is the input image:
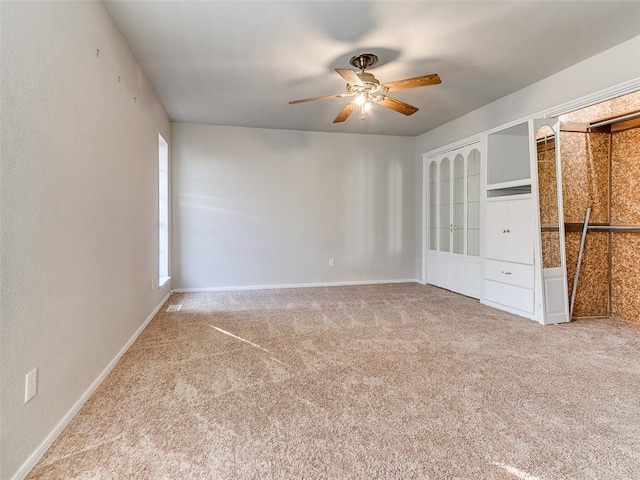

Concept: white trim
[[546, 77, 640, 118], [420, 136, 484, 160], [11, 293, 171, 480], [172, 279, 418, 293], [158, 275, 171, 289], [419, 78, 640, 160]]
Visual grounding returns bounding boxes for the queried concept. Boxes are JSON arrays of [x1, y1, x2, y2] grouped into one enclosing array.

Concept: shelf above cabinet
[[486, 179, 531, 190], [487, 184, 532, 198]]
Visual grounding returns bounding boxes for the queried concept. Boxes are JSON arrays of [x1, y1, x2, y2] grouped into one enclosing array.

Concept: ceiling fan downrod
[[349, 53, 378, 73]]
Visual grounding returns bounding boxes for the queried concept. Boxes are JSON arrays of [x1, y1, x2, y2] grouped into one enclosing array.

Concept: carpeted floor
[[27, 283, 640, 479]]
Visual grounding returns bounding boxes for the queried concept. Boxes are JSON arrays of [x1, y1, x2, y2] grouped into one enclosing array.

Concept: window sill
[[159, 276, 171, 289]]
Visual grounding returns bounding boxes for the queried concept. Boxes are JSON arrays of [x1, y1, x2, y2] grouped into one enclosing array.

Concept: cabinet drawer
[[485, 260, 534, 289], [485, 280, 534, 314]]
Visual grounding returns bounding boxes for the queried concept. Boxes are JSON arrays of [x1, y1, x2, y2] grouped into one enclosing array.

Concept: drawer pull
[[502, 271, 512, 275]]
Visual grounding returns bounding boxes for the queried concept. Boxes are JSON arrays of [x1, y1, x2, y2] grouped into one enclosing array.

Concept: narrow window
[[158, 134, 169, 286]]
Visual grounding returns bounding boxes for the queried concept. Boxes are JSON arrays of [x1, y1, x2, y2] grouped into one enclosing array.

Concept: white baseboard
[[172, 278, 419, 293], [12, 292, 171, 480]]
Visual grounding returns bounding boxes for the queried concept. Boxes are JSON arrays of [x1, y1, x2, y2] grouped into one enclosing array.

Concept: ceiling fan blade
[[379, 96, 418, 116], [335, 68, 362, 86], [383, 74, 441, 92], [333, 103, 356, 123], [289, 93, 350, 104]]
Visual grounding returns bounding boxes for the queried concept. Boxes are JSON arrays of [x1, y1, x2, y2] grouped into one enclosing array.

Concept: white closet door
[[533, 117, 570, 324], [424, 143, 482, 300], [428, 162, 438, 251], [439, 157, 451, 253], [466, 149, 481, 257], [452, 153, 465, 255]]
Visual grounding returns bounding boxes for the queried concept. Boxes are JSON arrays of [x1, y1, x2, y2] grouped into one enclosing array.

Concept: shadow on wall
[[346, 157, 404, 264]]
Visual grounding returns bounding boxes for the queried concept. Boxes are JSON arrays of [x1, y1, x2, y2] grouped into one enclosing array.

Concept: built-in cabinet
[[484, 196, 536, 317], [426, 143, 482, 298], [483, 122, 537, 319], [422, 121, 567, 323], [422, 90, 637, 326]]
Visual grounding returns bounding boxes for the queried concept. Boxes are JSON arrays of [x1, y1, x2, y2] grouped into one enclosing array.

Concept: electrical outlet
[[25, 368, 37, 403], [150, 278, 156, 292], [329, 258, 335, 267]]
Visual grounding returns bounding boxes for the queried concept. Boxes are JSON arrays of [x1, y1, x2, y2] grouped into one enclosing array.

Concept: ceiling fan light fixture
[[354, 94, 366, 106]]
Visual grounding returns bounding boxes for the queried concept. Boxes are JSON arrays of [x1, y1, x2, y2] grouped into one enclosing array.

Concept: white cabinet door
[[505, 198, 535, 265], [485, 198, 534, 265], [485, 200, 508, 261]]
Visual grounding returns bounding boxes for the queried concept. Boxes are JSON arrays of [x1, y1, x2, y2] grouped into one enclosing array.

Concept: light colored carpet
[[28, 283, 640, 479]]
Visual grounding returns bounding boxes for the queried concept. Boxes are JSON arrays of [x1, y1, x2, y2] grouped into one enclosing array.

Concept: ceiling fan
[[289, 53, 441, 123]]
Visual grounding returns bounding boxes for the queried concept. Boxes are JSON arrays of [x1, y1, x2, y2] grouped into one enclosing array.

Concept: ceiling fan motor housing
[[346, 70, 386, 103]]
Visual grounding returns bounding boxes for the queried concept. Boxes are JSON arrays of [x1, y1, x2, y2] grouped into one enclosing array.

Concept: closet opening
[[546, 90, 640, 324]]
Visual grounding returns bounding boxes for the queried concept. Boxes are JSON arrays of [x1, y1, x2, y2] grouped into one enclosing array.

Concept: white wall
[[172, 124, 418, 290], [0, 2, 171, 479]]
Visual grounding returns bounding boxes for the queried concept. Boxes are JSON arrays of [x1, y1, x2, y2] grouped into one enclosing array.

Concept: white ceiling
[[102, 1, 640, 137]]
